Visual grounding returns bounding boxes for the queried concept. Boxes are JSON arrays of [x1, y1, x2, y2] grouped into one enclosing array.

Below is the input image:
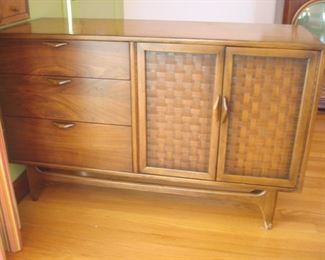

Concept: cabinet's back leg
[[26, 166, 44, 201]]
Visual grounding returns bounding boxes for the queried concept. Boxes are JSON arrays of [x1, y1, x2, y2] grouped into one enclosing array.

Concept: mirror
[[293, 0, 325, 43]]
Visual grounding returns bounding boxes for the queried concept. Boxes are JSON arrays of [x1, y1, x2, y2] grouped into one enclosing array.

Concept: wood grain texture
[[30, 166, 261, 193], [3, 117, 133, 172], [0, 75, 131, 125], [0, 18, 322, 50], [130, 42, 139, 172], [0, 0, 29, 26], [39, 170, 277, 229], [0, 207, 9, 252], [0, 40, 130, 80], [6, 113, 325, 260], [0, 233, 5, 260], [217, 47, 319, 188], [0, 114, 22, 253]]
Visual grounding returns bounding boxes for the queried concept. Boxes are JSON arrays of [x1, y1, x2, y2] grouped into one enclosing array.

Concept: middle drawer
[[0, 75, 131, 125]]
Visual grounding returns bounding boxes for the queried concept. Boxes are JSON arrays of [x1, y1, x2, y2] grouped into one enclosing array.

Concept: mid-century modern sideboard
[[0, 18, 323, 229]]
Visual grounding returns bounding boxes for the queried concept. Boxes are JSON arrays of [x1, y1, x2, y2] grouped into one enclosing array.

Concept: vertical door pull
[[222, 97, 228, 123]]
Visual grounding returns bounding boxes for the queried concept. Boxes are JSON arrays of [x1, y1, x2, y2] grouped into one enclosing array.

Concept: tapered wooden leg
[[26, 166, 44, 201], [256, 190, 278, 230]]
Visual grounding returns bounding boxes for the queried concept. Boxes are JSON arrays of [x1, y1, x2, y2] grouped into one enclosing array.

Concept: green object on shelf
[[295, 1, 325, 43], [9, 164, 26, 182]]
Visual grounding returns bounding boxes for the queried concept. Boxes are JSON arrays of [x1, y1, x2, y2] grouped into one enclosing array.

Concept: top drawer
[[0, 40, 130, 80]]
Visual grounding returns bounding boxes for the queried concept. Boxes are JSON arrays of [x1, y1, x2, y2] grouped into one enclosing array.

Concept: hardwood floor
[[7, 113, 325, 260]]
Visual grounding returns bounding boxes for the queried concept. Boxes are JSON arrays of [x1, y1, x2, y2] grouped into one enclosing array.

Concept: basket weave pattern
[[145, 51, 216, 172], [225, 55, 307, 179]]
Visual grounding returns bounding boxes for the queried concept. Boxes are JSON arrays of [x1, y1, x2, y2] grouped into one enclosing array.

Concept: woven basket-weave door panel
[[146, 51, 214, 172], [138, 43, 223, 180], [218, 48, 318, 187]]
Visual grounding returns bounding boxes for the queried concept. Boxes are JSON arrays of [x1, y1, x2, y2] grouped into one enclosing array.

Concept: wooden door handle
[[52, 121, 75, 129], [213, 95, 221, 122], [47, 78, 72, 86], [43, 42, 68, 48], [222, 96, 228, 123]]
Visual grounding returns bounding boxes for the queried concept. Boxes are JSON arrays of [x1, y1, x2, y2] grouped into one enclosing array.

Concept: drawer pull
[[213, 95, 221, 122], [52, 121, 75, 129], [47, 78, 72, 86], [43, 42, 68, 48], [222, 96, 228, 123]]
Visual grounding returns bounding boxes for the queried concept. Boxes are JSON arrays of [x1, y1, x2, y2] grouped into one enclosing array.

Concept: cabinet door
[[217, 47, 319, 188], [137, 43, 224, 180]]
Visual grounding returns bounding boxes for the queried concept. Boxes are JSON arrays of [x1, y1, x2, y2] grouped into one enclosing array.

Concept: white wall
[[124, 0, 278, 24], [29, 0, 123, 19], [71, 0, 123, 19]]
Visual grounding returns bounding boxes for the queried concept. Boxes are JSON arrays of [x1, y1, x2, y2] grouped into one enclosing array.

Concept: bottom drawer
[[3, 117, 132, 172]]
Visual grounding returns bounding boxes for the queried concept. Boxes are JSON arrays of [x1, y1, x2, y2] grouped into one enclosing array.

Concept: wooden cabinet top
[[0, 18, 323, 50]]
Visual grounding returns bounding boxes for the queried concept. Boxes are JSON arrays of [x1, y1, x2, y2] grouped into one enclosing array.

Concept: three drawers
[[0, 40, 133, 172]]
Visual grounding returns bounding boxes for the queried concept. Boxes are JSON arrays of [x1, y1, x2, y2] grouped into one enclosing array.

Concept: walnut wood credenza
[[0, 18, 324, 229]]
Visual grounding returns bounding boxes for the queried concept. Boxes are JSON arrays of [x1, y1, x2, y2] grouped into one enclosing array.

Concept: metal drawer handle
[[213, 95, 221, 122], [47, 78, 72, 86], [43, 42, 68, 48], [52, 121, 75, 129], [222, 96, 228, 123]]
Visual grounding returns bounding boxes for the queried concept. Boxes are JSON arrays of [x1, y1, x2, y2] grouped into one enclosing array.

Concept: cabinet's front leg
[[26, 166, 44, 201], [257, 190, 278, 230]]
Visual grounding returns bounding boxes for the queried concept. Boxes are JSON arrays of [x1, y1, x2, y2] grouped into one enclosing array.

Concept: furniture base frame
[[26, 166, 278, 230]]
